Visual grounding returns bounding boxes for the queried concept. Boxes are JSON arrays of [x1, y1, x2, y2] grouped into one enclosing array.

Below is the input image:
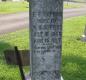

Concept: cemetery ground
[[64, 2, 86, 8], [0, 1, 29, 14], [0, 1, 86, 80], [0, 1, 85, 14], [0, 16, 86, 80]]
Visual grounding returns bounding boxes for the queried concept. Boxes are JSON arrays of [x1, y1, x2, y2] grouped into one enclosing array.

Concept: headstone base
[[81, 35, 86, 42], [25, 74, 64, 80]]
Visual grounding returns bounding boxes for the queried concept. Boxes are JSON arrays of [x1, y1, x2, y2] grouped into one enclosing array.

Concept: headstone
[[29, 0, 63, 80], [81, 25, 86, 42]]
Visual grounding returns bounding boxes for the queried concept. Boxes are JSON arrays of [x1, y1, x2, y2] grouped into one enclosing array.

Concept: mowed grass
[[0, 1, 85, 14], [0, 29, 30, 80], [0, 16, 86, 79], [62, 16, 86, 80], [0, 1, 29, 14], [64, 2, 85, 8]]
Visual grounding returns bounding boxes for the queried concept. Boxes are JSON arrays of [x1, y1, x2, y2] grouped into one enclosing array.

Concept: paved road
[[64, 8, 86, 18], [0, 7, 86, 34], [0, 12, 29, 34]]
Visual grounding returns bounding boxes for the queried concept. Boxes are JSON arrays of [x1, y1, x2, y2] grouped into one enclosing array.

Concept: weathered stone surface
[[30, 0, 63, 80], [4, 50, 30, 66], [25, 73, 64, 80]]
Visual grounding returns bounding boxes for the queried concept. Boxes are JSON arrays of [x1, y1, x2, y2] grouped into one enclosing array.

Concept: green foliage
[[64, 2, 84, 8], [0, 1, 29, 14]]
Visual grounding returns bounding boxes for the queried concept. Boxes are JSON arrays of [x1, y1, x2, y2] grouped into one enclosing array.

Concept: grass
[[0, 1, 29, 14], [0, 16, 86, 79], [64, 2, 85, 8], [0, 29, 30, 80], [62, 16, 86, 80], [0, 1, 85, 14]]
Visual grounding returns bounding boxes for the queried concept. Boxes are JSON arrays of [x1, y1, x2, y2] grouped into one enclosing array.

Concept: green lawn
[[62, 16, 86, 80], [0, 29, 30, 80], [0, 16, 86, 80], [0, 1, 29, 14], [0, 1, 85, 14], [64, 2, 84, 8]]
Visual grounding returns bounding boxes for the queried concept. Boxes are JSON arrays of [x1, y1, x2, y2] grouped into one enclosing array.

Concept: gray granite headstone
[[29, 0, 63, 80]]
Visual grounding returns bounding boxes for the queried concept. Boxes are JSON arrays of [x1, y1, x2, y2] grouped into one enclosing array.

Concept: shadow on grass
[[0, 41, 22, 80], [0, 41, 12, 63], [62, 55, 86, 80]]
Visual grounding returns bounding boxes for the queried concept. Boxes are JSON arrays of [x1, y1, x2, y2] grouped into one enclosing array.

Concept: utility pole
[[29, 0, 63, 80]]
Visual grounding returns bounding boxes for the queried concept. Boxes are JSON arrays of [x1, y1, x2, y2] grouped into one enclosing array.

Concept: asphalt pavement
[[0, 7, 86, 34]]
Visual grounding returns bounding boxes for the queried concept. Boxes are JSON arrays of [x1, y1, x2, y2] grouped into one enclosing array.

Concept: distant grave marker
[[81, 25, 86, 42], [29, 0, 63, 80]]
